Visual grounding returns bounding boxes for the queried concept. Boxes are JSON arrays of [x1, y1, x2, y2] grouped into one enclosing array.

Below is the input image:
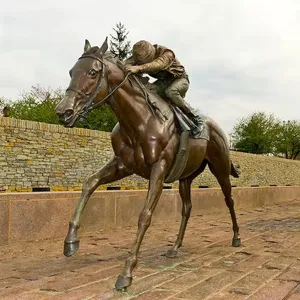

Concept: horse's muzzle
[[56, 109, 74, 125]]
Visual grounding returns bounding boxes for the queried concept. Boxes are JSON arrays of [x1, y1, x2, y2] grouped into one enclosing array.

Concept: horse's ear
[[97, 37, 108, 56], [84, 39, 91, 52]]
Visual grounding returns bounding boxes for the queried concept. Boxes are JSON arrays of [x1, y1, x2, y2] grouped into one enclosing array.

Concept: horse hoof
[[232, 238, 241, 247], [166, 249, 178, 258], [115, 275, 132, 291], [64, 240, 80, 257]]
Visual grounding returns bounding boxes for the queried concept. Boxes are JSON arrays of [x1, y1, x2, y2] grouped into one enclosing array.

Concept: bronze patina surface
[[56, 38, 241, 290]]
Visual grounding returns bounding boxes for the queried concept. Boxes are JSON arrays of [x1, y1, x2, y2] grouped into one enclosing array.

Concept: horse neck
[[105, 61, 152, 131]]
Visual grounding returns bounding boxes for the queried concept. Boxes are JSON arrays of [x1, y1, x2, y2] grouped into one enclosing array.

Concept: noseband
[[65, 54, 130, 119]]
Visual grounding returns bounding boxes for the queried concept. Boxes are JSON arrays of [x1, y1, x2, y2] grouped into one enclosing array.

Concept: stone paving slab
[[0, 199, 300, 299]]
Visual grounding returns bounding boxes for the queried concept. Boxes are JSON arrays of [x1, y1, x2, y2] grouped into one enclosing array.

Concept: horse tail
[[230, 161, 240, 178]]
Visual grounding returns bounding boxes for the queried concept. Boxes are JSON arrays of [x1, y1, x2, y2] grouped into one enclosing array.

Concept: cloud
[[1, 0, 300, 135]]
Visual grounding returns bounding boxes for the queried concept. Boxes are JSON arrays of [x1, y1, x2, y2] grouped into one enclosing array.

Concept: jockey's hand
[[125, 65, 141, 74]]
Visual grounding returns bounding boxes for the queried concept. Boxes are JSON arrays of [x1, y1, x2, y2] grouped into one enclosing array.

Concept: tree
[[109, 22, 131, 61], [231, 112, 281, 154], [7, 85, 62, 125], [3, 85, 117, 132], [275, 120, 300, 159]]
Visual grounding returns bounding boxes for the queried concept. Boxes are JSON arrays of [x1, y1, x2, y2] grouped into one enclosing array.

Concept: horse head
[[56, 38, 110, 127]]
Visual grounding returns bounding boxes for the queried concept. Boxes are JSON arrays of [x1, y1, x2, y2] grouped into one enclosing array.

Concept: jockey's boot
[[181, 103, 203, 126]]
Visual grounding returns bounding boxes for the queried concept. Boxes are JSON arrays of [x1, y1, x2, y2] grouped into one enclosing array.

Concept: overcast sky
[[1, 0, 300, 135]]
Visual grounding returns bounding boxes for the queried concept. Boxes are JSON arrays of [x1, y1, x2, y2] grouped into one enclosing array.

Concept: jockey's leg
[[151, 79, 166, 98], [165, 77, 200, 124], [165, 77, 189, 110]]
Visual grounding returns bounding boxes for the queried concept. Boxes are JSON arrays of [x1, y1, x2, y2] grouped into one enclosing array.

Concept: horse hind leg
[[166, 160, 208, 258], [208, 162, 241, 247]]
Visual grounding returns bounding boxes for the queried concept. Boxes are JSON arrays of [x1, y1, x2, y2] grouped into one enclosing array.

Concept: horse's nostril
[[64, 110, 74, 120], [56, 109, 64, 117]]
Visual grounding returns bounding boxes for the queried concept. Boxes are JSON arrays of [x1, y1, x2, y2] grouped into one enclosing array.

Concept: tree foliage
[[109, 22, 131, 61], [6, 85, 62, 124], [275, 120, 300, 159], [231, 112, 281, 154], [2, 85, 117, 132], [231, 112, 300, 159]]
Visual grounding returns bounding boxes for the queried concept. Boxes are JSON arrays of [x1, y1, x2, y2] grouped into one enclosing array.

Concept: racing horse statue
[[55, 37, 241, 290]]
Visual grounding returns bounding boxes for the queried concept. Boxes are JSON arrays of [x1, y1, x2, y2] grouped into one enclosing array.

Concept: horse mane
[[84, 47, 158, 95]]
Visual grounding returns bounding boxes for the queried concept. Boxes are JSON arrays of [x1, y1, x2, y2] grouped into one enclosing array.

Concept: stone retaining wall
[[1, 116, 300, 192]]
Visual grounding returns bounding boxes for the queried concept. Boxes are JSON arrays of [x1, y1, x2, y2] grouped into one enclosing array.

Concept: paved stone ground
[[1, 200, 300, 300]]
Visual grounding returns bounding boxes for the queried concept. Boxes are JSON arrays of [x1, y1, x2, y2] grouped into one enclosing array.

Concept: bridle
[[64, 52, 166, 123], [65, 54, 130, 120]]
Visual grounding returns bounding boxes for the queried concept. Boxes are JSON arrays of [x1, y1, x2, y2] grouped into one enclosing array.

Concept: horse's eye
[[88, 69, 97, 77]]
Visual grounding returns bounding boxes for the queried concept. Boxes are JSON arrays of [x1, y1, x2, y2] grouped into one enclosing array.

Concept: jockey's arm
[[136, 51, 174, 73]]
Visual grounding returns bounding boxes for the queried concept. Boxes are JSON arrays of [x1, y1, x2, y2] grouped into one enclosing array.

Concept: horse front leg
[[115, 159, 167, 290], [64, 156, 132, 257]]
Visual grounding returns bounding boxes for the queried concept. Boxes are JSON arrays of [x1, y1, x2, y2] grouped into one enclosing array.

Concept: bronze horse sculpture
[[56, 37, 241, 290]]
